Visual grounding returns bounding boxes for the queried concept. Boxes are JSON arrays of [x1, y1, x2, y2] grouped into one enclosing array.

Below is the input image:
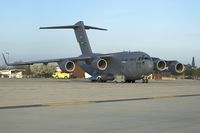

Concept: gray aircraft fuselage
[[77, 51, 153, 81]]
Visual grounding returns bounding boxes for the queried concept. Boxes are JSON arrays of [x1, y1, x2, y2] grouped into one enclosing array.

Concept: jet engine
[[58, 60, 76, 73], [154, 60, 166, 71], [92, 58, 107, 71], [169, 62, 184, 75]]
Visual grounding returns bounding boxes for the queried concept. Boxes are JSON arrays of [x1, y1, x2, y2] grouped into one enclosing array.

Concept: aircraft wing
[[2, 52, 113, 66], [98, 54, 114, 59], [152, 57, 179, 65], [2, 53, 91, 66]]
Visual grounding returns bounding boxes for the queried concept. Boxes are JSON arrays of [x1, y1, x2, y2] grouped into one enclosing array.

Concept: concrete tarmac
[[0, 79, 200, 133]]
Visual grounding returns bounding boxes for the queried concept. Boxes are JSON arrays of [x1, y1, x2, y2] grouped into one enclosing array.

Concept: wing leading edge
[[2, 53, 91, 66], [2, 53, 114, 66]]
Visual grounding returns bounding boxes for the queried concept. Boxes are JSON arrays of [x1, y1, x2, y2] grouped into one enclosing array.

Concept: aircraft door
[[136, 58, 143, 76], [121, 60, 127, 75], [121, 59, 136, 76]]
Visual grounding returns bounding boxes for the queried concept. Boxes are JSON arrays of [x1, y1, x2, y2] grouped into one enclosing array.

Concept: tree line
[[184, 66, 200, 79], [0, 63, 57, 78]]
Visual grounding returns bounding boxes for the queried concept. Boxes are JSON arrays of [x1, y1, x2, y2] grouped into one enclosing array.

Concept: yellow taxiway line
[[1, 94, 200, 109]]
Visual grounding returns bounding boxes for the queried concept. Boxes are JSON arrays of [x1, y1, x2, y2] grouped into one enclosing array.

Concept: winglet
[[2, 53, 8, 65]]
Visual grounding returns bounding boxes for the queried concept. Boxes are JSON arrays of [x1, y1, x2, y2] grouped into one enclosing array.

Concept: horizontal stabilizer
[[40, 21, 107, 31], [84, 25, 107, 30], [40, 25, 79, 29]]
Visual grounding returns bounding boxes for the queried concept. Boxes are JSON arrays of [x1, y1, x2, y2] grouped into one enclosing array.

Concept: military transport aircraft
[[2, 21, 185, 83]]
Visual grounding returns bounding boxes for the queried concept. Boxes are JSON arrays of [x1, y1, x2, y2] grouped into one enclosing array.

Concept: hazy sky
[[0, 0, 200, 66]]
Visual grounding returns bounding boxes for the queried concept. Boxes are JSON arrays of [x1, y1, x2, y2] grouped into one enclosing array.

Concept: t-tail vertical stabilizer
[[40, 21, 107, 54]]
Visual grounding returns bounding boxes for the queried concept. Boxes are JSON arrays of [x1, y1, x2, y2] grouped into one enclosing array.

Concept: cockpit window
[[125, 56, 150, 61], [144, 57, 150, 60], [137, 56, 150, 61]]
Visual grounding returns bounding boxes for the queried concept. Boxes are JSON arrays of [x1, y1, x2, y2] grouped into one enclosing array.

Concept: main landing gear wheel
[[142, 77, 148, 83], [95, 76, 107, 83], [125, 80, 135, 83]]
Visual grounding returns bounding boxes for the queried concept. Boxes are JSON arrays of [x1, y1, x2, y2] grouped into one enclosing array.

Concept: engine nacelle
[[92, 58, 107, 71], [169, 62, 184, 75], [154, 60, 166, 71], [58, 60, 76, 73]]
